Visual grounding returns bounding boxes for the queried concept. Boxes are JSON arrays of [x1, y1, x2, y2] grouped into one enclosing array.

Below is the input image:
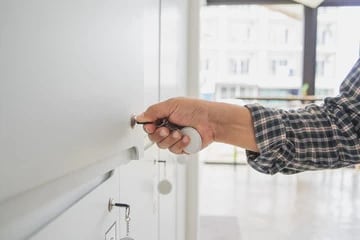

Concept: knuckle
[[169, 145, 182, 155]]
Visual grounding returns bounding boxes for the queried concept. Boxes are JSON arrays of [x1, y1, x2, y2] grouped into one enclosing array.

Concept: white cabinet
[[30, 171, 122, 240], [0, 1, 144, 239], [158, 0, 189, 240], [118, 147, 159, 240], [0, 0, 191, 239], [0, 0, 144, 203]]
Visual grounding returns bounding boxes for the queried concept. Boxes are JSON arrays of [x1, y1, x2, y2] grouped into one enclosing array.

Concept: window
[[200, 4, 304, 164], [317, 23, 336, 46], [269, 23, 292, 45], [230, 87, 236, 98], [202, 58, 211, 71], [316, 6, 360, 96], [229, 58, 250, 75], [316, 59, 325, 76], [270, 58, 297, 77], [221, 87, 227, 98], [228, 20, 255, 43]]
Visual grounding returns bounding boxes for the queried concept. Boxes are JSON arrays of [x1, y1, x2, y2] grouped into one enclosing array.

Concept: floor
[[199, 164, 360, 240]]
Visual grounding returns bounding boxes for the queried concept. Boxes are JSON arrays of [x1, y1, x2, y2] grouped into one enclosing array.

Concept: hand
[[136, 97, 216, 154], [137, 97, 259, 154]]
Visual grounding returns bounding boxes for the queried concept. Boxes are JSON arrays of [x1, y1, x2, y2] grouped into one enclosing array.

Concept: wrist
[[208, 101, 258, 152]]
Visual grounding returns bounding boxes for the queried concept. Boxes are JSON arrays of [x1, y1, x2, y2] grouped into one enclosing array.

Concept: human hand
[[136, 97, 216, 154]]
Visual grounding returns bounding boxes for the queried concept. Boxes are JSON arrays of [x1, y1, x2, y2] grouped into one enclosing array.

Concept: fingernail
[[135, 113, 145, 121], [160, 129, 168, 137], [182, 136, 189, 144], [172, 131, 180, 139]]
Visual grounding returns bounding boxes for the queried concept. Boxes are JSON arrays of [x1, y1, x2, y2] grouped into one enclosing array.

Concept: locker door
[[0, 0, 144, 204], [0, 0, 144, 239], [117, 1, 161, 239], [158, 0, 189, 239], [30, 171, 122, 240], [118, 149, 159, 240]]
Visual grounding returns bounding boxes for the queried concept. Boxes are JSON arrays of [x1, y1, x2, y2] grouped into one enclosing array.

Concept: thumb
[[136, 101, 174, 123]]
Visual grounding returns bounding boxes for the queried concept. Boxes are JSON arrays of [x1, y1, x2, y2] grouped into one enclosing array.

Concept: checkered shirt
[[245, 58, 360, 175]]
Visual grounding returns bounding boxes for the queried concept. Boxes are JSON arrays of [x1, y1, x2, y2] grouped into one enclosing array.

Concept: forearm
[[207, 101, 259, 152]]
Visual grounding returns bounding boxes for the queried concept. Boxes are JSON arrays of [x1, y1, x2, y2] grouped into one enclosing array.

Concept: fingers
[[169, 136, 190, 154], [143, 124, 157, 134], [145, 126, 190, 154], [148, 127, 170, 143], [158, 130, 181, 149]]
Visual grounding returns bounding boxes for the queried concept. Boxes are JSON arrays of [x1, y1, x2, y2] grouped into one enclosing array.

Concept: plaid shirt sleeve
[[245, 58, 360, 175]]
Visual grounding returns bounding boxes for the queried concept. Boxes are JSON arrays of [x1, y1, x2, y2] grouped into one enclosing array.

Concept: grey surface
[[200, 164, 360, 240]]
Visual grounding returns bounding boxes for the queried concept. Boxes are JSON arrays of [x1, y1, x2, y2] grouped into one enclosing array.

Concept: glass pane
[[199, 4, 304, 164], [315, 6, 360, 97]]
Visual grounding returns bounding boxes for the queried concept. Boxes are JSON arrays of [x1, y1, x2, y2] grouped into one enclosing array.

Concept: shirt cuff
[[244, 104, 297, 174]]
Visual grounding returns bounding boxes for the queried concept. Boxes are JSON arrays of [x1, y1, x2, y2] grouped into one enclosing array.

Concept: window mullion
[[302, 6, 318, 96]]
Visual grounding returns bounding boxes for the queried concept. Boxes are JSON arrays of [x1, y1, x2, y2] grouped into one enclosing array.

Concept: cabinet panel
[[160, 0, 188, 101], [0, 0, 144, 202], [30, 171, 121, 240], [144, 0, 160, 106], [158, 0, 189, 240], [118, 151, 159, 240]]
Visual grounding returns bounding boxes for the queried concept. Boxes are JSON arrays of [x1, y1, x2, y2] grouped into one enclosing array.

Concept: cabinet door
[[0, 0, 144, 203], [158, 0, 189, 239], [118, 147, 159, 240], [29, 171, 121, 240], [144, 0, 161, 107]]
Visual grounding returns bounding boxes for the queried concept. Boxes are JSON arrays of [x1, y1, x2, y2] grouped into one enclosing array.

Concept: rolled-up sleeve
[[245, 58, 360, 175]]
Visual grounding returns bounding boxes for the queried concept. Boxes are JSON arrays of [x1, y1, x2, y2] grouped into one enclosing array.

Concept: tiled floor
[[199, 164, 360, 240]]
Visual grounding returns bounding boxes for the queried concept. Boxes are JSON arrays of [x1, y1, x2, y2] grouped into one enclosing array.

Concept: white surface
[[30, 170, 121, 240], [118, 147, 159, 240], [0, 0, 193, 239], [144, 0, 161, 107], [115, 1, 161, 240], [105, 223, 117, 240], [0, 148, 135, 240], [0, 0, 143, 203], [158, 0, 189, 239]]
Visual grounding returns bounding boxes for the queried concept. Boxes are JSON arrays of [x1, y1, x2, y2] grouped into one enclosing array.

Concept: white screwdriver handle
[[180, 127, 202, 154]]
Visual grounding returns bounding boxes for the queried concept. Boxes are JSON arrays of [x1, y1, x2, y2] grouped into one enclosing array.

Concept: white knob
[[180, 127, 202, 154]]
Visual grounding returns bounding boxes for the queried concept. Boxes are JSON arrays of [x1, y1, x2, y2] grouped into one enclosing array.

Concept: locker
[[158, 0, 189, 239], [30, 170, 122, 240], [0, 0, 144, 239], [0, 0, 192, 239]]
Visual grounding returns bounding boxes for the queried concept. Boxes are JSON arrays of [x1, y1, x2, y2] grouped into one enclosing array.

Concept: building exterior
[[200, 5, 360, 103]]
